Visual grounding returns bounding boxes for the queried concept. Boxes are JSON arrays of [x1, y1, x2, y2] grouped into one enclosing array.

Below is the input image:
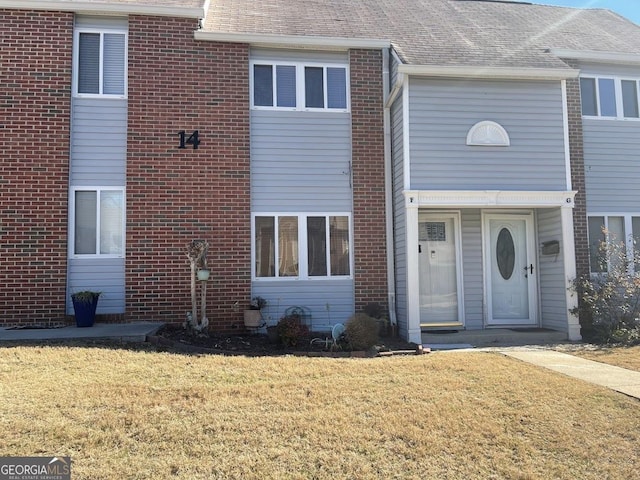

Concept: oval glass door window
[[496, 228, 515, 280]]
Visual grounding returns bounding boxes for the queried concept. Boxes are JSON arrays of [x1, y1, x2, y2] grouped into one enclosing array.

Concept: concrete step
[[422, 328, 568, 348]]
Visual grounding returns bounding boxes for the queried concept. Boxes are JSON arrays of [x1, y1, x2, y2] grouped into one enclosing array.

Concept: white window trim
[[69, 186, 126, 259], [251, 212, 353, 281], [580, 76, 640, 121], [250, 60, 350, 112], [73, 27, 128, 99], [587, 213, 640, 273]]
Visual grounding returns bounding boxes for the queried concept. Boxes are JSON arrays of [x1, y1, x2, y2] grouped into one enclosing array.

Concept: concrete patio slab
[[502, 349, 640, 400], [0, 322, 164, 343]]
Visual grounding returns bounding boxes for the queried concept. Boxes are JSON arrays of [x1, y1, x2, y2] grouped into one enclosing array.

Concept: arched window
[[466, 121, 510, 147]]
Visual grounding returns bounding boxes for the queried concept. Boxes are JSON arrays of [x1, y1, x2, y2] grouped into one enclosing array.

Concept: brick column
[[564, 60, 590, 277], [0, 11, 72, 325], [127, 16, 251, 330], [350, 49, 389, 314]]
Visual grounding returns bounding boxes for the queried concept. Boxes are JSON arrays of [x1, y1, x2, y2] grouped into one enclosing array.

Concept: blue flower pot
[[71, 294, 100, 327]]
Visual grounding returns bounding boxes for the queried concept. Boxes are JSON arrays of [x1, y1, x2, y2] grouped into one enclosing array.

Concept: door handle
[[523, 264, 533, 275]]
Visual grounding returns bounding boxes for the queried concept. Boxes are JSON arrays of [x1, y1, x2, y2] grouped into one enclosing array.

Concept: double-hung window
[[253, 214, 351, 279], [72, 188, 125, 257], [74, 29, 127, 96], [588, 215, 640, 273], [251, 62, 349, 111], [580, 77, 640, 119]]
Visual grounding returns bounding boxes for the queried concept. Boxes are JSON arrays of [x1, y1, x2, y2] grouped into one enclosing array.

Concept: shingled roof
[[203, 0, 640, 69]]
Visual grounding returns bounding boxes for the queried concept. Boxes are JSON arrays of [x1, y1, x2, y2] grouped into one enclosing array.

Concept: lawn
[[571, 345, 640, 372], [1, 343, 639, 480]]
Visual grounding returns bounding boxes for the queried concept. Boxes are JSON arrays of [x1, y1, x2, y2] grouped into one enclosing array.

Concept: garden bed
[[151, 324, 422, 357]]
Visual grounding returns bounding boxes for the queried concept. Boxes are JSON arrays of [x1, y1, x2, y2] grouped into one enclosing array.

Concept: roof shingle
[[203, 0, 640, 69]]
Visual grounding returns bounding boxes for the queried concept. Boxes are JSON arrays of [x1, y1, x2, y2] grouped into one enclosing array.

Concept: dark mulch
[[153, 324, 420, 357]]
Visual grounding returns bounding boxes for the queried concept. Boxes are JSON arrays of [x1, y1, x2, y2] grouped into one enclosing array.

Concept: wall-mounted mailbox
[[541, 240, 560, 256]]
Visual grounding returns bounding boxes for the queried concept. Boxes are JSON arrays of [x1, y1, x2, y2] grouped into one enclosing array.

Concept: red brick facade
[[350, 49, 389, 313], [564, 60, 590, 278], [0, 11, 72, 325], [126, 16, 251, 329]]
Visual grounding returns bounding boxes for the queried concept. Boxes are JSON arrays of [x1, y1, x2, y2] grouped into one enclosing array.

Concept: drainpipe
[[382, 48, 401, 330]]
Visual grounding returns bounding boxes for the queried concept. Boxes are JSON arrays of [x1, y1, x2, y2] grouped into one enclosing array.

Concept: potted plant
[[244, 296, 267, 329], [71, 290, 101, 327]]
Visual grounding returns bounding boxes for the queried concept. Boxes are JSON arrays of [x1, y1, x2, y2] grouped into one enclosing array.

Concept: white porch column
[[561, 205, 582, 341], [405, 200, 422, 344]]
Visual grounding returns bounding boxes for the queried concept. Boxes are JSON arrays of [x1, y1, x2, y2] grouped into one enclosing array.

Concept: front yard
[[0, 343, 638, 479], [570, 345, 640, 372]]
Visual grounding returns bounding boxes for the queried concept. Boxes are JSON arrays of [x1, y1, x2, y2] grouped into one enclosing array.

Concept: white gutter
[[382, 48, 397, 329], [195, 31, 390, 50], [550, 48, 640, 66], [398, 64, 579, 80], [0, 0, 206, 18]]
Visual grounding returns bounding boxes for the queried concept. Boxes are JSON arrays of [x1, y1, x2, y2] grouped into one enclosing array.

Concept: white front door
[[418, 212, 463, 327], [484, 213, 537, 326]]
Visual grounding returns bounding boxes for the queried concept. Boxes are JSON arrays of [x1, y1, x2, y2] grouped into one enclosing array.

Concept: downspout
[[382, 48, 404, 330]]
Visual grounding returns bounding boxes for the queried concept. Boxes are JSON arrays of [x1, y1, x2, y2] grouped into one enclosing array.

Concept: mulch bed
[[150, 324, 425, 357]]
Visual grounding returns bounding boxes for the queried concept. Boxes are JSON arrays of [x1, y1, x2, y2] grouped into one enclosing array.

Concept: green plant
[[344, 313, 379, 351], [571, 233, 640, 345], [71, 290, 101, 305], [276, 313, 309, 347]]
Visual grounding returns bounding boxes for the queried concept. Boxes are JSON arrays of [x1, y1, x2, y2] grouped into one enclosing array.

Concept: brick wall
[[350, 49, 389, 313], [0, 10, 72, 325], [564, 60, 590, 278], [126, 16, 251, 330]]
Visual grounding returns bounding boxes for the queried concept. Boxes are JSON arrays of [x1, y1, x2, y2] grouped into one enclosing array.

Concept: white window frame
[[73, 27, 128, 98], [587, 213, 640, 273], [580, 76, 640, 121], [250, 61, 350, 112], [251, 212, 353, 280], [70, 186, 126, 258]]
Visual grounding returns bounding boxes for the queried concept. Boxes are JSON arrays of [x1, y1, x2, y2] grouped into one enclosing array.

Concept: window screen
[[327, 67, 347, 109], [580, 78, 597, 116], [305, 67, 324, 108], [253, 65, 273, 107], [276, 65, 296, 107], [103, 33, 125, 95], [622, 80, 639, 118], [78, 33, 100, 94]]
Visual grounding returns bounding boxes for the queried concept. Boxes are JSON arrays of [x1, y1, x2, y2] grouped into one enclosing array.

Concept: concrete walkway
[[0, 322, 164, 343], [501, 349, 640, 400]]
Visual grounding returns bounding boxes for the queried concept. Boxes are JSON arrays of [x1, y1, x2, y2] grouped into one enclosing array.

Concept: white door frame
[[482, 211, 538, 327], [418, 210, 465, 327]]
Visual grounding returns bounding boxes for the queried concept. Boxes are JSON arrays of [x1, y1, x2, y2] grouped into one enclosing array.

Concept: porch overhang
[[403, 190, 577, 209]]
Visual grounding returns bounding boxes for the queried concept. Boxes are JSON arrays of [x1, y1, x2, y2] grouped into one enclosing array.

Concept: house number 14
[[178, 130, 200, 149]]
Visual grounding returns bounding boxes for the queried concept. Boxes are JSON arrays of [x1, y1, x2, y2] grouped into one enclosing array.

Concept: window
[[72, 188, 124, 256], [75, 29, 127, 96], [587, 215, 640, 273], [254, 214, 351, 279], [251, 62, 348, 111], [580, 76, 640, 119]]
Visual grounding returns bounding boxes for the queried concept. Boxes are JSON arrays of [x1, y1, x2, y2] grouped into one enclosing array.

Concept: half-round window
[[496, 228, 515, 280], [466, 121, 510, 146]]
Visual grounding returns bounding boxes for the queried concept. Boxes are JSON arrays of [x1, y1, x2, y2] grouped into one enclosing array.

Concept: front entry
[[483, 213, 537, 326], [418, 212, 463, 327]]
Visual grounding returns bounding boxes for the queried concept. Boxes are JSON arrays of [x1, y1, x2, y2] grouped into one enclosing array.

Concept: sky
[[533, 1, 640, 24]]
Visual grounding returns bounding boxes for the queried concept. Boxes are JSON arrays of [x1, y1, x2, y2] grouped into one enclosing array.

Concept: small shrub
[[276, 314, 309, 347], [571, 233, 640, 345], [344, 313, 379, 351]]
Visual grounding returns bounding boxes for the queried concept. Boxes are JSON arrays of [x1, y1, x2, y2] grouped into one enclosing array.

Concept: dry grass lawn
[[571, 345, 640, 372], [1, 343, 639, 480]]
